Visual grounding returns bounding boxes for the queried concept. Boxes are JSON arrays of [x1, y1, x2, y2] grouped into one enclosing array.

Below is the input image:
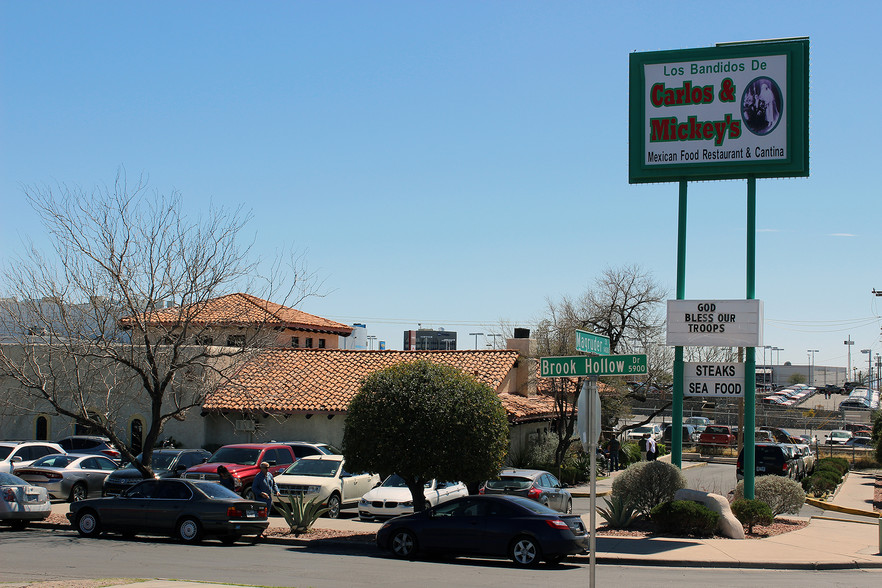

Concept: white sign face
[[684, 362, 745, 397], [666, 299, 763, 347]]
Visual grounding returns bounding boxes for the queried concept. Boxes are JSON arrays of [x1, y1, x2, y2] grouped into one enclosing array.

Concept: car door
[[79, 457, 117, 497], [339, 465, 373, 503], [541, 473, 564, 511], [105, 479, 159, 529], [140, 480, 193, 533], [420, 498, 486, 553]]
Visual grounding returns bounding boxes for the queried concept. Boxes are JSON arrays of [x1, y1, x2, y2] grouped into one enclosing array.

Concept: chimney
[[507, 329, 537, 397]]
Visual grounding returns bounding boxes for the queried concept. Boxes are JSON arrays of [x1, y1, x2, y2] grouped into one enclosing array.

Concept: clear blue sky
[[2, 1, 880, 374]]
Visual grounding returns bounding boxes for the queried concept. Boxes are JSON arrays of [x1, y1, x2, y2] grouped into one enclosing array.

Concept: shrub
[[804, 472, 837, 497], [731, 499, 773, 533], [733, 475, 805, 516], [817, 457, 848, 476], [611, 460, 687, 517], [619, 441, 641, 467], [507, 435, 557, 469], [651, 500, 719, 536], [275, 494, 329, 536], [596, 495, 639, 529]]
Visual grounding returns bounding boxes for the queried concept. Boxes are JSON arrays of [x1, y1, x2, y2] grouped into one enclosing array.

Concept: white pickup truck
[[274, 454, 379, 518]]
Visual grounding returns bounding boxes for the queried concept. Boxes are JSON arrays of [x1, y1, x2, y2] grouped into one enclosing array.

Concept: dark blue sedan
[[376, 494, 588, 566]]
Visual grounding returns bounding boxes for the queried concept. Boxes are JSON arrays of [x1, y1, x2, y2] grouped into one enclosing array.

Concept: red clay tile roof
[[204, 348, 550, 422], [120, 293, 352, 336]]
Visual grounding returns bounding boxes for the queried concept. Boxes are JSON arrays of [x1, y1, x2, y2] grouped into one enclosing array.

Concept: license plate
[[756, 466, 765, 472], [26, 494, 39, 501], [246, 509, 256, 518]]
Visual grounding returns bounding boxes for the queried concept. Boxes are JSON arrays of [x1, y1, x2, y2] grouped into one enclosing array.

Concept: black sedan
[[67, 478, 269, 544], [376, 494, 588, 566]]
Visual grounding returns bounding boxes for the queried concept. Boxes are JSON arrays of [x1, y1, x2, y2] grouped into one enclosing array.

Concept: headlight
[[307, 485, 321, 494], [401, 500, 413, 507], [359, 498, 369, 506]]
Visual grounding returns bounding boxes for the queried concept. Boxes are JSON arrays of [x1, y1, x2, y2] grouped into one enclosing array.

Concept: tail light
[[102, 449, 121, 459], [227, 506, 244, 518], [545, 519, 569, 530], [527, 486, 542, 500], [258, 506, 267, 518], [478, 484, 485, 495], [782, 462, 788, 472], [2, 488, 15, 502]]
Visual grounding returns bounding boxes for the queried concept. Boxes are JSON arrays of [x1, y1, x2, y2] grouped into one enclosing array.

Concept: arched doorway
[[130, 418, 144, 454], [35, 416, 49, 440]]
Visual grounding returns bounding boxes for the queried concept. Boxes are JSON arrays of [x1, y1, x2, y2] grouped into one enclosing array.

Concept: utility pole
[[844, 336, 854, 383]]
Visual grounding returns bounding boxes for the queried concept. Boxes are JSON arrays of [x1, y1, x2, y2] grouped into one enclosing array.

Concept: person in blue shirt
[[252, 461, 280, 532]]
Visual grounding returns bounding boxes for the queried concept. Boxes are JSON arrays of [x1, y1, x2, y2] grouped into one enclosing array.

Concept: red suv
[[182, 444, 295, 499], [698, 425, 736, 446]]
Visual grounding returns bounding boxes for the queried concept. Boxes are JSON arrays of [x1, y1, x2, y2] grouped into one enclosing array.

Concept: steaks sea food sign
[[629, 39, 808, 183], [684, 362, 745, 397], [666, 299, 763, 347]]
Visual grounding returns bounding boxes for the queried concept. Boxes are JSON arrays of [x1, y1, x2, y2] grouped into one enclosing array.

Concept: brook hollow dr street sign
[[684, 362, 745, 397], [540, 354, 648, 378], [575, 329, 610, 355]]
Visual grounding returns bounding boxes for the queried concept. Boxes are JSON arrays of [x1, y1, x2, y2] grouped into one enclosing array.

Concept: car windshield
[[0, 446, 13, 460], [32, 455, 77, 468], [831, 432, 850, 438], [193, 482, 242, 500], [704, 426, 728, 434], [485, 476, 533, 491], [0, 472, 27, 485], [632, 426, 653, 434], [208, 447, 262, 465], [126, 452, 178, 470], [381, 474, 433, 488], [318, 445, 342, 455], [283, 459, 341, 477]]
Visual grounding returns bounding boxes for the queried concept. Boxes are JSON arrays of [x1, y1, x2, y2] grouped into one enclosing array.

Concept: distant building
[[340, 323, 368, 350], [404, 328, 457, 350]]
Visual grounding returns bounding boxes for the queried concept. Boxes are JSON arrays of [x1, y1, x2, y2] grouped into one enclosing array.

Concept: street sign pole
[[578, 379, 600, 588]]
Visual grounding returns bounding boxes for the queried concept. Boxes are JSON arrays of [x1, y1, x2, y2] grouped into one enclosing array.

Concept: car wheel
[[390, 529, 418, 559], [325, 493, 341, 519], [176, 517, 203, 543], [565, 498, 573, 514], [69, 482, 87, 502], [510, 535, 541, 567], [243, 488, 255, 500], [76, 510, 101, 537], [220, 534, 242, 545]]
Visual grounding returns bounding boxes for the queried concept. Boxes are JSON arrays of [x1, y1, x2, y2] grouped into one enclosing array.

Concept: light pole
[[876, 354, 881, 390], [469, 332, 484, 350], [443, 338, 455, 350], [763, 345, 772, 390], [420, 336, 431, 350], [366, 335, 377, 350], [861, 349, 871, 386], [807, 349, 819, 385], [487, 333, 502, 349], [844, 336, 854, 383]]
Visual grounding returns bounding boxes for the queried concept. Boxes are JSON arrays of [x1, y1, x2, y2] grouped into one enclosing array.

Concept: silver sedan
[[14, 453, 119, 502]]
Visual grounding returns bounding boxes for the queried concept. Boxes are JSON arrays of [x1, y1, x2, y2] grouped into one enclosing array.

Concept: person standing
[[216, 465, 235, 491], [640, 433, 650, 461], [606, 436, 621, 471], [252, 462, 280, 525], [646, 435, 658, 461]]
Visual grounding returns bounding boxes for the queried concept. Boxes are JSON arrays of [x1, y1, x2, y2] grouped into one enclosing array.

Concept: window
[[35, 416, 48, 440], [305, 337, 313, 348], [318, 338, 326, 349], [194, 335, 214, 345], [227, 334, 246, 347], [291, 337, 300, 348]]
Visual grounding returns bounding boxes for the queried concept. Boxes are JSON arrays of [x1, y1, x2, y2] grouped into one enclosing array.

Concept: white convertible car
[[358, 475, 468, 521]]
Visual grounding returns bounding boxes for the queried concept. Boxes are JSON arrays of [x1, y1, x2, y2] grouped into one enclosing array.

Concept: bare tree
[[534, 265, 670, 461], [0, 172, 315, 477]]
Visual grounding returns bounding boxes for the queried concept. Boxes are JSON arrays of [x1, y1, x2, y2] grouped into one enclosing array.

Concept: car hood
[[362, 486, 415, 502], [276, 473, 336, 485]]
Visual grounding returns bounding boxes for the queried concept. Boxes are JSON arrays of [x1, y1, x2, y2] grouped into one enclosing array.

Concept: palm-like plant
[[275, 494, 329, 536], [596, 495, 639, 529]]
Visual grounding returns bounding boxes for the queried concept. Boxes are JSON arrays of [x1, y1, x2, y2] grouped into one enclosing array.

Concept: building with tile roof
[[119, 292, 353, 349]]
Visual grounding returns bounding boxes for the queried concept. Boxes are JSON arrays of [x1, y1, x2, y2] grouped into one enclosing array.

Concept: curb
[[587, 555, 882, 570], [804, 498, 881, 519]]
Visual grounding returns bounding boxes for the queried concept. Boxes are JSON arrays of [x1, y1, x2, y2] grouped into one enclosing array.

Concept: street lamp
[[468, 332, 484, 350], [487, 333, 503, 349], [807, 349, 819, 385], [420, 336, 431, 350], [763, 345, 772, 390], [443, 338, 455, 350], [844, 336, 854, 383], [861, 349, 871, 386]]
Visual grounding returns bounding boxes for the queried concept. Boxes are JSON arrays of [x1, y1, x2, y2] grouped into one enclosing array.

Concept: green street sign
[[575, 329, 610, 355], [540, 354, 648, 378]]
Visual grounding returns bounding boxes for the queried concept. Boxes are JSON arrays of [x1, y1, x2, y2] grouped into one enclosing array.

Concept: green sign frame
[[629, 39, 809, 183], [575, 329, 610, 355]]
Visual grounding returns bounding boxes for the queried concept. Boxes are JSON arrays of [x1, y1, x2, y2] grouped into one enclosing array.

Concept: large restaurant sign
[[629, 39, 809, 183]]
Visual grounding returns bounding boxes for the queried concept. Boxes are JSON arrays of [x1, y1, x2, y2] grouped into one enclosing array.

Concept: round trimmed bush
[[733, 475, 805, 516], [611, 460, 686, 517], [651, 500, 720, 536], [731, 499, 773, 533]]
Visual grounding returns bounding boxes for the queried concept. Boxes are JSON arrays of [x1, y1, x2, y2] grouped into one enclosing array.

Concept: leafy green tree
[[343, 360, 509, 511]]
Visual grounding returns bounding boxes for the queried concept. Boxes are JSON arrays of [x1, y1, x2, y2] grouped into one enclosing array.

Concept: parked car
[[271, 441, 342, 459], [736, 443, 799, 480], [698, 425, 737, 446], [358, 475, 468, 521], [67, 478, 269, 544], [274, 454, 379, 519], [626, 424, 662, 442], [376, 495, 589, 566], [844, 437, 874, 448], [824, 430, 853, 445], [14, 453, 118, 502], [779, 444, 804, 480], [755, 430, 775, 443], [797, 434, 817, 445], [182, 443, 296, 498], [760, 427, 801, 444], [794, 444, 815, 476], [0, 472, 52, 529], [56, 436, 121, 462], [0, 441, 65, 474], [662, 424, 698, 444], [480, 468, 573, 514], [103, 449, 211, 496]]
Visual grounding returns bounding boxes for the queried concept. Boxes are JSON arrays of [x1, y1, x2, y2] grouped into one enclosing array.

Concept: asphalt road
[[1, 528, 882, 588]]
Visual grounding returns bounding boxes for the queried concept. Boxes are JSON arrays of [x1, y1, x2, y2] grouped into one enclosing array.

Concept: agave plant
[[596, 495, 639, 529], [275, 494, 330, 536]]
